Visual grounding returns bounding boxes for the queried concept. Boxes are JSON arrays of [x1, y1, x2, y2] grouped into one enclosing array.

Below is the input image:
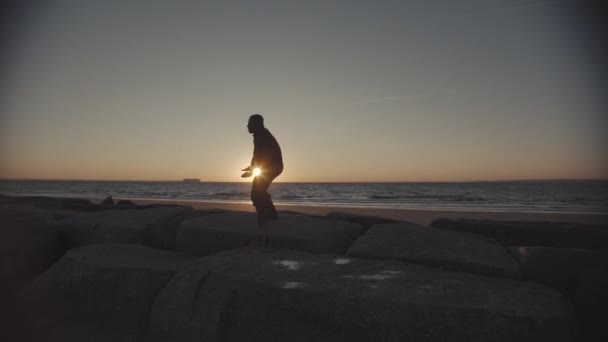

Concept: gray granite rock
[[0, 195, 102, 217], [147, 248, 575, 342], [432, 218, 608, 250], [511, 247, 608, 298], [176, 212, 363, 256], [326, 211, 402, 231], [0, 209, 63, 293], [57, 206, 193, 249], [575, 267, 608, 342], [347, 222, 520, 278], [16, 244, 191, 342]]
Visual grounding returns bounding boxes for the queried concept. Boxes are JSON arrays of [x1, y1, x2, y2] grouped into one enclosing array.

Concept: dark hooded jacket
[[251, 127, 283, 173]]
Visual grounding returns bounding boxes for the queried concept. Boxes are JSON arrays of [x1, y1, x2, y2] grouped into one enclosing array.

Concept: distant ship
[[182, 178, 201, 182]]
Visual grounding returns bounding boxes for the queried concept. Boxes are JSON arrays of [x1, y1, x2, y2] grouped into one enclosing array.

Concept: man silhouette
[[241, 114, 283, 226]]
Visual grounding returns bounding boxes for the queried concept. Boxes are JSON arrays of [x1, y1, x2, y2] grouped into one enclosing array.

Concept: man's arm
[[241, 134, 258, 177], [250, 133, 262, 168]]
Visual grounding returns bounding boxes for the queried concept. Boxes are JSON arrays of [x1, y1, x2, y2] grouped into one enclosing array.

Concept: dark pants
[[251, 168, 281, 225]]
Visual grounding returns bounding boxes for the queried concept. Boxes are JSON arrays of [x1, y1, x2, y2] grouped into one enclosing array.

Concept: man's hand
[[241, 166, 252, 178]]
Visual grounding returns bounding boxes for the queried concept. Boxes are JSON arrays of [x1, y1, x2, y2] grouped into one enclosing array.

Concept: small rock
[[116, 200, 136, 206], [100, 196, 115, 207]]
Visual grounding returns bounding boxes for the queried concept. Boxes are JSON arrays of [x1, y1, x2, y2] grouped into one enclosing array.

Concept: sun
[[253, 168, 262, 177]]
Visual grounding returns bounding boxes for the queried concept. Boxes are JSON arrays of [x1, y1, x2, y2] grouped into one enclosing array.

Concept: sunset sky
[[1, 0, 606, 182]]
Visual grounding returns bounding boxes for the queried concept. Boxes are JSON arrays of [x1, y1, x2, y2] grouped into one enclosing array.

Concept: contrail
[[349, 95, 414, 105], [349, 86, 457, 106], [407, 1, 562, 26]]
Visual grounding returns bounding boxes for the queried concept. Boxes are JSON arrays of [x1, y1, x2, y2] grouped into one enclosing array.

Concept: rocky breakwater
[[2, 195, 588, 341], [147, 249, 573, 342], [1, 195, 205, 293], [434, 217, 608, 342], [15, 245, 574, 342]]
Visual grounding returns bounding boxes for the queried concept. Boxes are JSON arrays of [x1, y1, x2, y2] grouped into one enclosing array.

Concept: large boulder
[[347, 222, 520, 278], [326, 211, 402, 231], [176, 212, 363, 257], [43, 196, 101, 212], [0, 195, 102, 217], [57, 206, 193, 249], [431, 218, 608, 250], [16, 244, 191, 342], [0, 209, 63, 293], [1, 209, 62, 342], [575, 268, 608, 342], [511, 247, 608, 298], [147, 249, 575, 342]]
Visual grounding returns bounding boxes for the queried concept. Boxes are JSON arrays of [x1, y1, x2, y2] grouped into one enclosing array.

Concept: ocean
[[1, 179, 607, 214]]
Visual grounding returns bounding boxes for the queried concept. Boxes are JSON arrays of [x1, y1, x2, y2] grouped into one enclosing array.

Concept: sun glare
[[253, 168, 261, 177]]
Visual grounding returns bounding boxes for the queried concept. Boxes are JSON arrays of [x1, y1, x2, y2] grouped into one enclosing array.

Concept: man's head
[[247, 114, 264, 134]]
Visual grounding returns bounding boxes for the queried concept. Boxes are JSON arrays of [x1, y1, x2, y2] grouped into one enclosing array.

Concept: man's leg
[[251, 176, 272, 226], [265, 171, 281, 220]]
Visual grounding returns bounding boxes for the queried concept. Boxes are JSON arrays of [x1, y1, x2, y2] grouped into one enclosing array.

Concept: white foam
[[381, 270, 402, 275], [282, 281, 302, 289], [334, 258, 351, 265], [360, 274, 391, 280], [358, 270, 402, 281], [273, 260, 301, 271]]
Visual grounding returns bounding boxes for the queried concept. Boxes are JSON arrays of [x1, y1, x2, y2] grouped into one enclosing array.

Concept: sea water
[[0, 179, 606, 214]]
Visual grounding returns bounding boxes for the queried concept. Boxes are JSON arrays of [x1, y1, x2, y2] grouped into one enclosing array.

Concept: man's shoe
[[270, 207, 278, 220]]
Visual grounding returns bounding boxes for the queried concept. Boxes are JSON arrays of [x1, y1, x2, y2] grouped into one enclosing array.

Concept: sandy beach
[[84, 197, 608, 226]]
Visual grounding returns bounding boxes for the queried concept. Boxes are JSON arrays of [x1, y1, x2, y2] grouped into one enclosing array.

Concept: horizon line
[[1, 177, 607, 184]]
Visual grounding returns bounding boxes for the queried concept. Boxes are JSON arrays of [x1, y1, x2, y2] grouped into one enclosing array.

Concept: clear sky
[[1, 0, 606, 182]]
